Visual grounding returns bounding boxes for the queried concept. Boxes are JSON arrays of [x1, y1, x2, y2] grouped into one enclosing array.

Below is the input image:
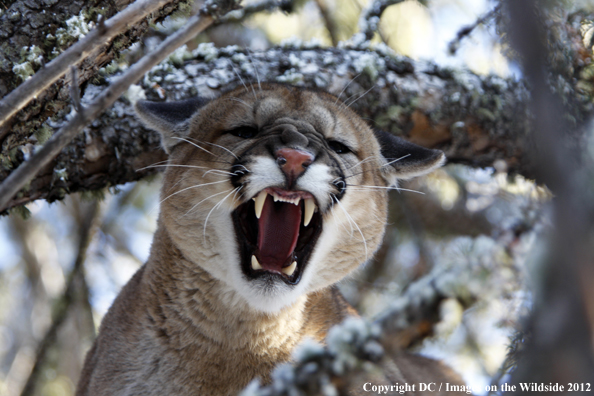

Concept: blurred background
[[0, 0, 587, 394]]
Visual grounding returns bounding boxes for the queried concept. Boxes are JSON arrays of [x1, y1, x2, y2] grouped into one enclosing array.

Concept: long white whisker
[[348, 185, 425, 194], [137, 164, 232, 175], [159, 180, 230, 206], [137, 159, 169, 170], [345, 85, 375, 108], [184, 188, 233, 217], [227, 58, 250, 95], [172, 137, 217, 157], [147, 179, 229, 215], [334, 73, 361, 105], [188, 138, 240, 160], [202, 169, 235, 177], [231, 185, 244, 202], [331, 194, 353, 234], [344, 169, 375, 179], [203, 187, 240, 241], [383, 154, 411, 167], [247, 49, 262, 92], [346, 155, 377, 171], [332, 193, 368, 260]]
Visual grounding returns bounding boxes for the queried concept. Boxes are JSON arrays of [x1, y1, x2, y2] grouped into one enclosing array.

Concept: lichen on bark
[[0, 41, 534, 211]]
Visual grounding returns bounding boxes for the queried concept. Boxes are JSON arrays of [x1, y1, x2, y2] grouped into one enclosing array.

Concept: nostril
[[275, 148, 315, 183]]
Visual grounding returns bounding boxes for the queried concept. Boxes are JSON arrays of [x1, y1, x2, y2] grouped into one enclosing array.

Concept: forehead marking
[[254, 96, 286, 126]]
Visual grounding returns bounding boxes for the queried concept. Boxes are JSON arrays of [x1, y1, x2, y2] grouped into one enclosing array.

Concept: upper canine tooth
[[251, 255, 262, 270], [254, 191, 267, 219], [303, 198, 316, 227], [282, 261, 297, 276]]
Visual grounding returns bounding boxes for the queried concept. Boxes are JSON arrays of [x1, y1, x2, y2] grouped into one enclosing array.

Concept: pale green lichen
[[192, 42, 219, 62], [35, 124, 54, 145], [22, 45, 44, 64], [80, 189, 106, 202], [53, 168, 68, 182], [99, 60, 121, 76], [9, 205, 31, 220], [0, 154, 11, 170], [231, 53, 248, 64], [55, 13, 91, 48], [352, 52, 385, 81], [12, 62, 35, 81], [12, 45, 45, 80], [169, 45, 193, 67], [170, 0, 195, 19], [124, 84, 147, 105], [276, 69, 304, 84]]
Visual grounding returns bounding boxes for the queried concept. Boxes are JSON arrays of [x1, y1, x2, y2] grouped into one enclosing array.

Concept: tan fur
[[76, 84, 463, 395]]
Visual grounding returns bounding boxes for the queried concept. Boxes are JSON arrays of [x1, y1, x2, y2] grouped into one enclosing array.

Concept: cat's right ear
[[135, 97, 209, 153]]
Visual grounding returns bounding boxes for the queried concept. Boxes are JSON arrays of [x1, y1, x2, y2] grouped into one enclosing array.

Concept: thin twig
[[219, 0, 292, 24], [358, 0, 426, 41], [0, 0, 176, 134], [69, 66, 83, 113], [448, 5, 500, 55], [0, 8, 224, 212], [313, 0, 339, 46]]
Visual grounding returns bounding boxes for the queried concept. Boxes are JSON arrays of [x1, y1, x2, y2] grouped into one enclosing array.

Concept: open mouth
[[232, 187, 323, 285]]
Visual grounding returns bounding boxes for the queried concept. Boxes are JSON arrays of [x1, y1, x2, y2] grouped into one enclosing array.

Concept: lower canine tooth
[[282, 261, 297, 276], [251, 255, 262, 270]]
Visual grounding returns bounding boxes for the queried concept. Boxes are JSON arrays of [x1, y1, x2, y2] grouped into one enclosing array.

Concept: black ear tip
[[135, 99, 149, 111], [408, 146, 446, 167], [429, 148, 445, 159], [135, 97, 208, 126], [135, 100, 159, 116], [432, 150, 447, 165]]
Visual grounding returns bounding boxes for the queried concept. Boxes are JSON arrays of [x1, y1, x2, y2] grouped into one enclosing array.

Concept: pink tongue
[[257, 195, 301, 272]]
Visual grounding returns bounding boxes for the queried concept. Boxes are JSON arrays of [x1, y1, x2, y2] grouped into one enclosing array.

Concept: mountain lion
[[76, 83, 465, 395]]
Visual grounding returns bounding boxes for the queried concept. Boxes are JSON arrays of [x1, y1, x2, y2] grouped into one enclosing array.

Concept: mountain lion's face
[[137, 84, 444, 312]]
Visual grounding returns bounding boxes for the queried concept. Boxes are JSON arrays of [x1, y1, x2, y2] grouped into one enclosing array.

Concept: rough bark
[[0, 4, 593, 213], [0, 0, 191, 177], [1, 43, 535, 212]]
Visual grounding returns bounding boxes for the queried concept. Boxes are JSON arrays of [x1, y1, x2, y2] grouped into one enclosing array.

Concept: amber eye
[[328, 140, 351, 154], [229, 126, 259, 139]]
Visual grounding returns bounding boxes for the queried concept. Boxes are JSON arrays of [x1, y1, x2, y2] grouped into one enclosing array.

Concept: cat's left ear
[[374, 129, 445, 186], [135, 97, 209, 153]]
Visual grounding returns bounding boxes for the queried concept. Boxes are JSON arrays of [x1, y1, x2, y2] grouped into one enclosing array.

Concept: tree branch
[[506, 0, 594, 386], [220, 0, 293, 24], [0, 0, 177, 134], [1, 8, 592, 212], [0, 43, 537, 212], [0, 1, 244, 212], [448, 5, 500, 55], [358, 0, 427, 41], [313, 0, 339, 46]]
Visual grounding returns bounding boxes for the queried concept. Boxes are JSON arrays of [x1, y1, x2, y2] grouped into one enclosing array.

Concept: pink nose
[[276, 148, 314, 182]]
